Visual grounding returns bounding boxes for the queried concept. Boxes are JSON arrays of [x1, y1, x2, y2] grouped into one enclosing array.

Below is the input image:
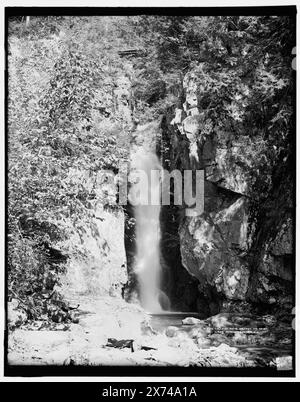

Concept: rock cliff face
[[165, 70, 294, 316], [61, 72, 134, 301], [61, 206, 127, 299]]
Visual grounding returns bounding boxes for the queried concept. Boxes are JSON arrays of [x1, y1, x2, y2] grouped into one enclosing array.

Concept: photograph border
[[4, 5, 297, 378]]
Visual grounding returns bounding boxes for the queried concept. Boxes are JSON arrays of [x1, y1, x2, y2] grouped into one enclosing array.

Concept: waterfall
[[129, 146, 168, 312]]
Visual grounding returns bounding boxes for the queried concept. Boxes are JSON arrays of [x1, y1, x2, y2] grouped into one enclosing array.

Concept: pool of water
[[148, 312, 201, 332]]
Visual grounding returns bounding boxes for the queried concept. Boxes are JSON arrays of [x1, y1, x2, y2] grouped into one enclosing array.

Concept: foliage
[[8, 16, 131, 324], [8, 235, 68, 324]]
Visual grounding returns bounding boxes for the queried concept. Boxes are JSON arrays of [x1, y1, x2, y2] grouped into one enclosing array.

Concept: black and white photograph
[[2, 4, 297, 381]]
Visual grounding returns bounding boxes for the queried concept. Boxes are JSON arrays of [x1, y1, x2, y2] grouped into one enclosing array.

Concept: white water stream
[[129, 147, 168, 312]]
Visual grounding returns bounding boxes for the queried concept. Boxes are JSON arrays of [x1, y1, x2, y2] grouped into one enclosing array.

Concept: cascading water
[[129, 146, 169, 312]]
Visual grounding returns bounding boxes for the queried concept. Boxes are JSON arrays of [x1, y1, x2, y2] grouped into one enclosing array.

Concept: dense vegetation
[[7, 15, 295, 325]]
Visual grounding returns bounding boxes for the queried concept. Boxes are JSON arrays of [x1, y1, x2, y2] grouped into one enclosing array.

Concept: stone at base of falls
[[196, 335, 211, 348], [207, 312, 269, 329], [182, 317, 202, 325], [209, 314, 232, 329], [165, 326, 179, 337], [216, 343, 238, 354], [141, 320, 158, 336], [189, 326, 212, 338], [231, 332, 249, 345]]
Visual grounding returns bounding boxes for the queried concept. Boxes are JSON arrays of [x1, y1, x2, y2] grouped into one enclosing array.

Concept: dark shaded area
[[158, 114, 202, 313], [160, 204, 200, 313], [122, 203, 138, 303]]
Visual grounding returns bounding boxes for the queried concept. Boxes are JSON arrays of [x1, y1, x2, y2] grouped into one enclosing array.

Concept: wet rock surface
[[60, 208, 128, 299]]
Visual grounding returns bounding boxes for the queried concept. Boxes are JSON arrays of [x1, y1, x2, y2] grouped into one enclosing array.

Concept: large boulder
[[179, 194, 250, 302], [60, 206, 127, 299], [182, 317, 202, 325], [165, 326, 179, 338]]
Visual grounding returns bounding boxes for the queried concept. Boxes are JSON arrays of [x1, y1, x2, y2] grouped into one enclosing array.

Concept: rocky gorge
[[8, 72, 294, 369], [7, 15, 295, 372]]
